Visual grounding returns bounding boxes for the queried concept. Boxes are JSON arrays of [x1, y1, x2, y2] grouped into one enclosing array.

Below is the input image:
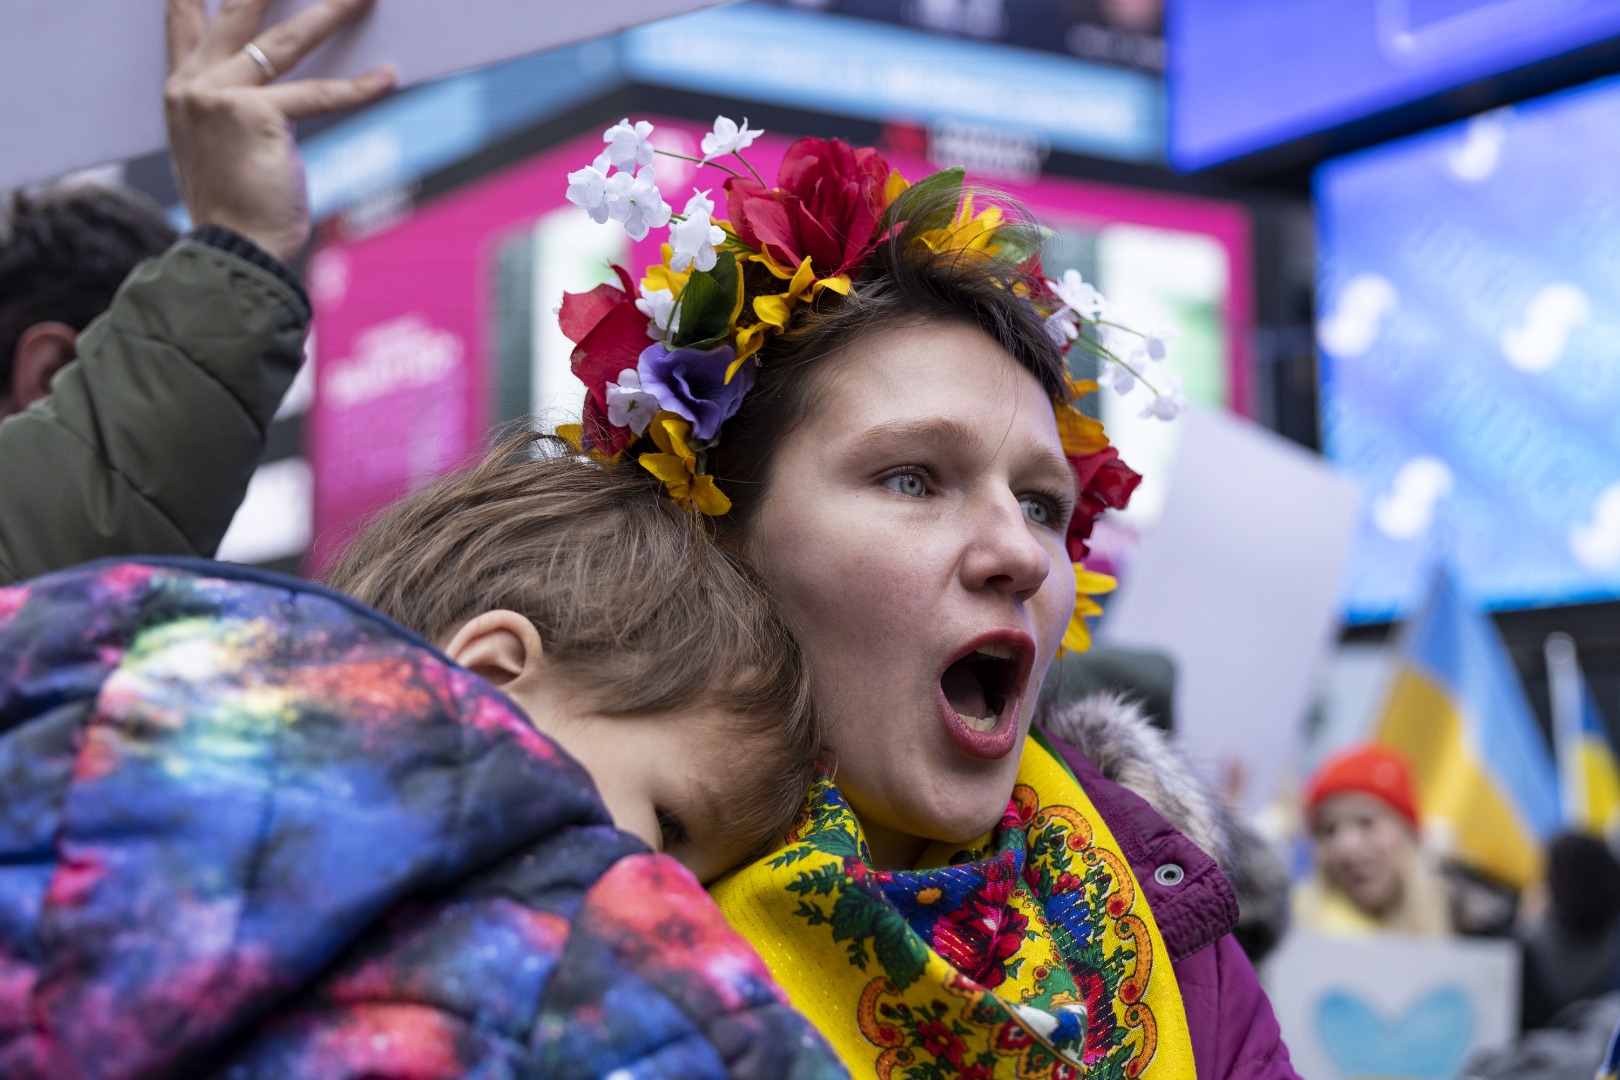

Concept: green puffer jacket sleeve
[[0, 228, 310, 585]]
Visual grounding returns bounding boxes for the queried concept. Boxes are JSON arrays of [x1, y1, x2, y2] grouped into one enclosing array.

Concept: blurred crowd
[[1288, 741, 1620, 1078], [1048, 627, 1620, 1080]]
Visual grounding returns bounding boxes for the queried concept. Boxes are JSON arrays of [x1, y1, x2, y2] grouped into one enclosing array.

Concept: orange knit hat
[[1304, 745, 1420, 829]]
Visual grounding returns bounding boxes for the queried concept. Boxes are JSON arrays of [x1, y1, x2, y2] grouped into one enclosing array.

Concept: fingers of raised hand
[[174, 0, 377, 87], [236, 0, 379, 84], [262, 66, 395, 121], [165, 0, 209, 72], [195, 0, 279, 63]]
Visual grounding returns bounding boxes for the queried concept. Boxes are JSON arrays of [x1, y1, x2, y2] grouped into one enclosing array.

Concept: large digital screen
[[1318, 74, 1620, 623], [761, 0, 1165, 73], [1170, 0, 1620, 171]]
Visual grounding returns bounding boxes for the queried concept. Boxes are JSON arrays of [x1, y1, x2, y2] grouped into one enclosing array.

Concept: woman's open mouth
[[936, 632, 1035, 760]]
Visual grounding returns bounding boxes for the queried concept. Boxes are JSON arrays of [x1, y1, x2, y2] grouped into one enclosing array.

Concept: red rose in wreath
[[724, 137, 893, 282]]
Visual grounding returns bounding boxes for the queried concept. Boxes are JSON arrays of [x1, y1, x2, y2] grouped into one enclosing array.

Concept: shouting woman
[[558, 121, 1298, 1079]]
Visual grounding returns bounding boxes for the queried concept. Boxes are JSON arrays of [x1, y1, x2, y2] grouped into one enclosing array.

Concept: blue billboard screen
[[1318, 74, 1620, 622], [1170, 0, 1620, 171]]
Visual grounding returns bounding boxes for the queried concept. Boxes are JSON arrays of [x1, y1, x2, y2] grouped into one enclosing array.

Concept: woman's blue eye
[[886, 472, 927, 498], [1021, 497, 1052, 526]]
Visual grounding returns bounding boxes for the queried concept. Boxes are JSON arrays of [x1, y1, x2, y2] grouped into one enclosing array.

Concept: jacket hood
[[1039, 693, 1291, 963], [0, 559, 844, 1080]]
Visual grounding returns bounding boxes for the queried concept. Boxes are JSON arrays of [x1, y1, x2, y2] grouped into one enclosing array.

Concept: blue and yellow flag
[[1372, 569, 1560, 889], [1599, 1016, 1620, 1080], [1549, 634, 1620, 837], [1570, 691, 1620, 836]]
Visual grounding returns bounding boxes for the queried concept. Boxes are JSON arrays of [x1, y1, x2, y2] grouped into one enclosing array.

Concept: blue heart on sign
[[1317, 985, 1475, 1080]]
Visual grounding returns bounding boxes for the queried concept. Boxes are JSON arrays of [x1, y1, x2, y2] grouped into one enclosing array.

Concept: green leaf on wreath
[[992, 221, 1051, 266], [881, 166, 965, 235], [671, 251, 740, 349]]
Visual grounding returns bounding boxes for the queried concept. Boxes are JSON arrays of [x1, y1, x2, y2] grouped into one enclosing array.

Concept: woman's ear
[[442, 610, 547, 692]]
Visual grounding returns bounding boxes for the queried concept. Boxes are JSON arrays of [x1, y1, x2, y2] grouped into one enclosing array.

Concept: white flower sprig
[[605, 368, 659, 434], [567, 117, 770, 246], [564, 153, 614, 224], [1138, 375, 1187, 420], [616, 168, 672, 242], [668, 190, 725, 273], [565, 116, 771, 346], [603, 119, 656, 170], [701, 116, 763, 164], [1042, 268, 1184, 421], [564, 142, 671, 241], [635, 283, 681, 341]]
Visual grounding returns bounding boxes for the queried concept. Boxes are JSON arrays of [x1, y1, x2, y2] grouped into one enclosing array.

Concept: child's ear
[[442, 610, 547, 691], [8, 321, 78, 412]]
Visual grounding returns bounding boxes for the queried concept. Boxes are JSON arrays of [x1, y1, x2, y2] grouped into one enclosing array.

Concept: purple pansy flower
[[635, 342, 755, 441]]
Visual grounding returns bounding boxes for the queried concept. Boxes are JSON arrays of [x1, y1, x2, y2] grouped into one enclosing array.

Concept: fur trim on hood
[[1040, 693, 1292, 964]]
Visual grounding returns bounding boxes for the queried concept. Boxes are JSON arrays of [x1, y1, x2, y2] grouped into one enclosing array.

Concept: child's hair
[[325, 430, 819, 862]]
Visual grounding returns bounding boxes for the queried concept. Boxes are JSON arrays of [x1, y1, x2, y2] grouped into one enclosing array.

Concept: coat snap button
[[1154, 863, 1185, 887]]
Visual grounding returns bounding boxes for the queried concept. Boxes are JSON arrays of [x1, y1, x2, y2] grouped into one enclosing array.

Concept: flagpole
[[1545, 631, 1583, 829]]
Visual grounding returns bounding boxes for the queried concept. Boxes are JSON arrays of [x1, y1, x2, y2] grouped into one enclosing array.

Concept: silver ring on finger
[[243, 41, 279, 81]]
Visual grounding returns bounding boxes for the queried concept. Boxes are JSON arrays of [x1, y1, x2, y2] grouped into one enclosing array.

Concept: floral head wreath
[[558, 117, 1184, 654]]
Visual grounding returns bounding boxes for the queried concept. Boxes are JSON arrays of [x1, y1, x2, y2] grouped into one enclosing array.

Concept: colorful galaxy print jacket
[[0, 559, 846, 1080]]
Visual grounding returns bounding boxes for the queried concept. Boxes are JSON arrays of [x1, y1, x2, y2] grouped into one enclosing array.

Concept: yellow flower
[[884, 169, 910, 207], [1054, 378, 1110, 458], [641, 244, 692, 298], [732, 319, 772, 367], [1066, 375, 1099, 401], [756, 250, 852, 301], [918, 195, 1004, 257], [556, 422, 626, 462], [1059, 566, 1117, 655], [750, 253, 816, 329], [735, 252, 852, 368], [638, 411, 731, 516], [1055, 401, 1110, 458]]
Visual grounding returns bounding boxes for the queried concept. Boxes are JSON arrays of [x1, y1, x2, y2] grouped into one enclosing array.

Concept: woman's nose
[[959, 493, 1051, 600]]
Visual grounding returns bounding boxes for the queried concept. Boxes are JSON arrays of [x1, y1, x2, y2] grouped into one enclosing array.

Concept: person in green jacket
[[0, 0, 395, 585], [0, 185, 177, 420]]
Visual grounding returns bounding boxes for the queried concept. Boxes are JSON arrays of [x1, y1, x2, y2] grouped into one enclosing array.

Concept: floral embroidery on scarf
[[715, 738, 1193, 1079]]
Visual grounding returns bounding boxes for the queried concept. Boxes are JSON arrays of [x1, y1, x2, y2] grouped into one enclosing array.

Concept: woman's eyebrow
[[845, 417, 988, 455], [1023, 445, 1079, 495], [847, 417, 1075, 491]]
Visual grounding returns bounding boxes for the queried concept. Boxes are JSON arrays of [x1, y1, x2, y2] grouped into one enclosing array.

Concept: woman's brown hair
[[710, 181, 1071, 538], [324, 431, 820, 860]]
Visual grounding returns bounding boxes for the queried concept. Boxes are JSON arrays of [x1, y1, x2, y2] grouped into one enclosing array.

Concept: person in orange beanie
[[1292, 744, 1454, 936]]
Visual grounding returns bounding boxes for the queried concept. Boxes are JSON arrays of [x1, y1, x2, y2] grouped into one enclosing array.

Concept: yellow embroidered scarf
[[712, 734, 1195, 1079]]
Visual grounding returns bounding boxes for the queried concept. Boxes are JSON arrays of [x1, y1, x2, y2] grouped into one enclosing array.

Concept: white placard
[[1266, 931, 1519, 1079], [3, 0, 730, 191], [1099, 404, 1361, 810]]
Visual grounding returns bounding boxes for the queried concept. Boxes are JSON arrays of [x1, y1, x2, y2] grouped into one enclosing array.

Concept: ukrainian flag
[[1372, 569, 1560, 889], [1600, 1017, 1620, 1080], [1548, 633, 1620, 837]]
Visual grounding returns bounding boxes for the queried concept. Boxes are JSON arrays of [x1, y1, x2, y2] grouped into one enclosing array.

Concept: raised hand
[[164, 0, 396, 263]]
